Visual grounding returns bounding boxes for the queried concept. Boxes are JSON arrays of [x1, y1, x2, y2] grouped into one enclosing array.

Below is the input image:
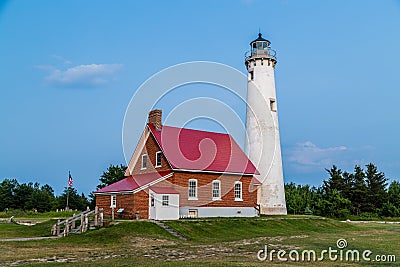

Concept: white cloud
[[286, 141, 348, 172], [283, 141, 377, 182], [40, 63, 123, 87]]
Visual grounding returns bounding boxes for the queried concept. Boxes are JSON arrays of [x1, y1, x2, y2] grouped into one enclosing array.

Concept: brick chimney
[[148, 109, 162, 130]]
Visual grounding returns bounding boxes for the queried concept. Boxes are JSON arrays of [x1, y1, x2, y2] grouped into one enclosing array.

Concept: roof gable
[[148, 123, 259, 175], [124, 128, 150, 176], [125, 126, 172, 176]]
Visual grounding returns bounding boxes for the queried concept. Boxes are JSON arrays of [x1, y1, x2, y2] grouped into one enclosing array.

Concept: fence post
[[80, 214, 84, 233], [100, 208, 104, 227], [56, 219, 60, 236], [94, 206, 98, 227], [51, 224, 56, 236], [84, 214, 89, 232], [65, 219, 69, 237]]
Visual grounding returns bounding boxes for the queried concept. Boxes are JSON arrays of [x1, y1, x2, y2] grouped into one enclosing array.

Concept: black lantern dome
[[250, 33, 271, 47], [246, 33, 276, 62]]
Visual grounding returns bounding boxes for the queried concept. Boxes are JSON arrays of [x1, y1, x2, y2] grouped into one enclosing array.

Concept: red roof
[[148, 123, 259, 175], [251, 177, 262, 186], [150, 186, 179, 194], [94, 170, 172, 194]]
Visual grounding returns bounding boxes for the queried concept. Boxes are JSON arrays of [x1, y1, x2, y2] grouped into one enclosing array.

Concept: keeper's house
[[94, 110, 261, 220]]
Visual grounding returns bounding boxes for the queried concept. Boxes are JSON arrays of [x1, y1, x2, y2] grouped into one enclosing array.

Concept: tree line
[[0, 179, 90, 212], [2, 163, 399, 218], [285, 163, 400, 218]]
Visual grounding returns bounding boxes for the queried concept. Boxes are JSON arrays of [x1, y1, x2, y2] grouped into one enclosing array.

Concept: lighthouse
[[245, 33, 287, 215]]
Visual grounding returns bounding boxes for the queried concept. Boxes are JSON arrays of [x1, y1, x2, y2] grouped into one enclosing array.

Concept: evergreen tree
[[388, 181, 400, 209], [285, 183, 303, 214], [14, 182, 35, 210], [341, 171, 353, 200], [81, 193, 91, 210], [310, 186, 325, 216], [365, 163, 388, 212], [41, 184, 54, 196], [88, 192, 96, 210], [381, 201, 399, 217], [285, 183, 321, 215], [323, 165, 345, 195], [350, 166, 368, 215], [0, 179, 18, 210], [322, 189, 351, 218], [29, 185, 55, 212]]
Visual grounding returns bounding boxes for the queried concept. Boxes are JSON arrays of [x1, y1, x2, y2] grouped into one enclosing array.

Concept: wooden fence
[[51, 207, 104, 237]]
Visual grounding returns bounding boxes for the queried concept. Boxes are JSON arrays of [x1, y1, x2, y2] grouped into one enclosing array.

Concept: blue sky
[[1, 0, 400, 195]]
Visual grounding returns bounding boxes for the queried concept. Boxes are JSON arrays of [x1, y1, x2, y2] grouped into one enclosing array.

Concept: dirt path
[[0, 236, 59, 242]]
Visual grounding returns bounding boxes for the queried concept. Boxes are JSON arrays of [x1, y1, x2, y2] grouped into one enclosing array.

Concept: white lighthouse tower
[[245, 33, 287, 215]]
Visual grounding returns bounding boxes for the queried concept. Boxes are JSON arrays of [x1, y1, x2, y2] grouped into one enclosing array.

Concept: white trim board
[[179, 206, 258, 218]]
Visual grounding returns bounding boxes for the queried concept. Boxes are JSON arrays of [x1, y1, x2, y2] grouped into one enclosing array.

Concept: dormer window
[[141, 154, 147, 169], [156, 151, 162, 168]]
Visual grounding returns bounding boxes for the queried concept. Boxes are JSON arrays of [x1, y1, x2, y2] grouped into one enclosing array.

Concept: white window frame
[[162, 195, 169, 206], [234, 181, 243, 201], [110, 194, 116, 208], [141, 154, 147, 170], [188, 179, 198, 200], [212, 180, 221, 200], [155, 151, 162, 168]]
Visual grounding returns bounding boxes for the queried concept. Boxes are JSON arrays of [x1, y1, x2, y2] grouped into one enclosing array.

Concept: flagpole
[[66, 171, 70, 211]]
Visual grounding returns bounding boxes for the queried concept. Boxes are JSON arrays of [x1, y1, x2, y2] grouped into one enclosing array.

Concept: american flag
[[68, 171, 73, 187]]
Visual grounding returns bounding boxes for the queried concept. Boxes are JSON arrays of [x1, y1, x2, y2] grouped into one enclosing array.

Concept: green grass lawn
[[0, 220, 56, 239], [0, 216, 399, 266], [164, 216, 359, 243]]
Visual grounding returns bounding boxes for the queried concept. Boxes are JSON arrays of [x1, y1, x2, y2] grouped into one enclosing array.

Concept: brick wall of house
[[133, 189, 149, 219], [96, 190, 150, 219], [95, 194, 134, 219], [170, 171, 258, 208], [96, 172, 258, 219], [131, 130, 171, 175], [95, 195, 110, 216], [96, 190, 149, 219]]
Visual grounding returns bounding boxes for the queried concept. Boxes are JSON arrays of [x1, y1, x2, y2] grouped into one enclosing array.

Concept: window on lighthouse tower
[[270, 99, 277, 112], [249, 70, 254, 80]]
